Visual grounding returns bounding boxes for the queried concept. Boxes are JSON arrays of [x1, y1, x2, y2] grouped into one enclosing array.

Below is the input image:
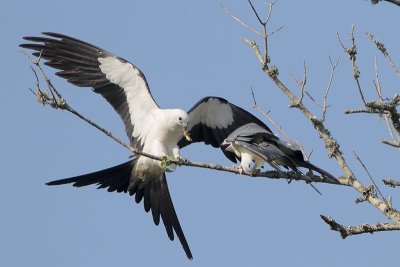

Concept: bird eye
[[179, 117, 182, 121]]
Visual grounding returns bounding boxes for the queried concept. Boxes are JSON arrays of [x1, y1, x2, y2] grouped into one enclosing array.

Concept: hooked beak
[[220, 140, 232, 151], [183, 128, 192, 142]]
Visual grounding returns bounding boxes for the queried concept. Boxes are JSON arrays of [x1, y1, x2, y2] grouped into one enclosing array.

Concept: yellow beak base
[[183, 129, 192, 142]]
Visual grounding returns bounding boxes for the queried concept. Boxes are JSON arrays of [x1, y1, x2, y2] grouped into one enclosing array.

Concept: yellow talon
[[183, 129, 192, 142], [161, 156, 177, 171]]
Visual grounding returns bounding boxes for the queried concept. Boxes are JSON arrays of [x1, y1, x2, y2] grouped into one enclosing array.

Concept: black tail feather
[[299, 161, 338, 184], [46, 160, 133, 191], [46, 160, 193, 260]]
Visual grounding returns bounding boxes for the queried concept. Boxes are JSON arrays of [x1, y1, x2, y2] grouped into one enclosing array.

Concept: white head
[[164, 109, 191, 141], [170, 109, 189, 129], [221, 139, 234, 153]]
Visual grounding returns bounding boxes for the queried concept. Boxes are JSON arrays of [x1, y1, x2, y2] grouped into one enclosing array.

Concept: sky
[[2, 0, 400, 266]]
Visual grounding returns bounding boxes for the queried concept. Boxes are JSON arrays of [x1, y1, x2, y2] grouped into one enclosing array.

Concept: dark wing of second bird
[[222, 123, 338, 183], [178, 96, 273, 162]]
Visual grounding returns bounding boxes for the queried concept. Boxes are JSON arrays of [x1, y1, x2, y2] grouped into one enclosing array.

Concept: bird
[[221, 122, 338, 184], [20, 32, 278, 260]]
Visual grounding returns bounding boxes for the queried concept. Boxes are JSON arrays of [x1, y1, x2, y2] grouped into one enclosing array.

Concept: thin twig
[[345, 108, 389, 115], [219, 0, 262, 36], [246, 0, 279, 64], [337, 27, 367, 106], [367, 32, 400, 78], [247, 0, 264, 26], [353, 151, 386, 202], [321, 56, 339, 123], [299, 61, 307, 104], [374, 57, 398, 145], [267, 25, 284, 37]]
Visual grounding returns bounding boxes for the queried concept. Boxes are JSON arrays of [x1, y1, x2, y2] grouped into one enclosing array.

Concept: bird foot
[[232, 165, 244, 175], [249, 169, 259, 177], [161, 156, 176, 170], [176, 156, 189, 165]]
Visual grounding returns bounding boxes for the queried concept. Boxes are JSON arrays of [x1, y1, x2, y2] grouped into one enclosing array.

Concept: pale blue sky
[[2, 1, 399, 266]]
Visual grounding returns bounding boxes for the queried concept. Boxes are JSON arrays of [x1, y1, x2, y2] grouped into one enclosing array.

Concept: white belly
[[233, 143, 265, 172], [134, 138, 179, 179]]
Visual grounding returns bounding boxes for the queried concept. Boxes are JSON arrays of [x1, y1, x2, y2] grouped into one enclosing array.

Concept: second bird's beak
[[221, 140, 232, 151], [183, 129, 192, 142]]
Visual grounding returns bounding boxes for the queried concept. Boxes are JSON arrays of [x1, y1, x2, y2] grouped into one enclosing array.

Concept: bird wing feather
[[20, 32, 159, 149], [178, 97, 273, 162]]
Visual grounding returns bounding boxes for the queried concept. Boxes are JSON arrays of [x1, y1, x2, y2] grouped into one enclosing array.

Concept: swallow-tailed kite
[[21, 32, 279, 259], [221, 122, 338, 183]]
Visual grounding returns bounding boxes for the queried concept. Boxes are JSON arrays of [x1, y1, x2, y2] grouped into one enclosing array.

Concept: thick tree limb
[[238, 2, 400, 225], [243, 54, 400, 219]]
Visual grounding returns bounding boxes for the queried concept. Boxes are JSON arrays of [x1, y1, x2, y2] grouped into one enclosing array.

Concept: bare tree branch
[[343, 31, 400, 149], [289, 61, 307, 106], [321, 56, 339, 123], [236, 2, 400, 226], [337, 26, 367, 106], [219, 0, 262, 37], [383, 178, 400, 188], [288, 56, 338, 123], [367, 33, 400, 78], [346, 96, 400, 140], [320, 215, 400, 238], [373, 57, 398, 144], [367, 96, 400, 136], [353, 151, 386, 203], [371, 0, 400, 7]]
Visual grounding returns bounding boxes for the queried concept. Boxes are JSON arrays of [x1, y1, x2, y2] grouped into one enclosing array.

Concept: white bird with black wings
[[21, 32, 277, 260]]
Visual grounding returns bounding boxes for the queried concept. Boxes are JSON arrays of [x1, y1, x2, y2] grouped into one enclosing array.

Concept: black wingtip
[[305, 162, 339, 184], [185, 249, 193, 260], [41, 32, 63, 38], [22, 36, 34, 41], [45, 180, 65, 186]]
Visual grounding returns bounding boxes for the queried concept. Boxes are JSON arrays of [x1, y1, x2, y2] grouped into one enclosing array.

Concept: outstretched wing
[[46, 160, 193, 260], [20, 32, 159, 149], [178, 97, 272, 162]]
